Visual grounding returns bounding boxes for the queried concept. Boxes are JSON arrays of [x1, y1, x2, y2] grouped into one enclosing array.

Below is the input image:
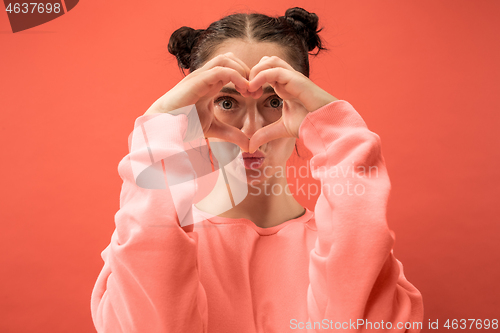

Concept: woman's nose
[[240, 106, 266, 139]]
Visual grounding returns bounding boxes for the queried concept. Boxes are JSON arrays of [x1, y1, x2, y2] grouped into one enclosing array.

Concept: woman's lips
[[241, 151, 265, 169], [242, 157, 264, 169]]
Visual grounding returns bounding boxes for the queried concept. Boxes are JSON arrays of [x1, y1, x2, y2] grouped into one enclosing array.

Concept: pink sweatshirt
[[91, 100, 424, 332]]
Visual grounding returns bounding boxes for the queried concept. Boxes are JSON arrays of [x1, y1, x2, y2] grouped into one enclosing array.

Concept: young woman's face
[[208, 39, 297, 182]]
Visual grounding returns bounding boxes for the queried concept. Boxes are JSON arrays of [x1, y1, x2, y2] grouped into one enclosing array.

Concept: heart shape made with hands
[[220, 60, 312, 154], [206, 54, 336, 153]]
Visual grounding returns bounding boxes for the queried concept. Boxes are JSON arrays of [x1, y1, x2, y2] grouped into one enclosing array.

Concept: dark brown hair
[[167, 7, 327, 77]]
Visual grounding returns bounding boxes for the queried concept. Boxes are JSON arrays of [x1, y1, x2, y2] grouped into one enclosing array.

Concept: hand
[[247, 56, 338, 153], [144, 52, 252, 152]]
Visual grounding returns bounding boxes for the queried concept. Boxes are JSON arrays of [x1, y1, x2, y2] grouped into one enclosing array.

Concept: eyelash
[[214, 95, 283, 111]]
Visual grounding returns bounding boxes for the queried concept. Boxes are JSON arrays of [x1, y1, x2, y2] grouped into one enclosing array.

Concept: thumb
[[206, 117, 250, 152], [249, 118, 292, 153]]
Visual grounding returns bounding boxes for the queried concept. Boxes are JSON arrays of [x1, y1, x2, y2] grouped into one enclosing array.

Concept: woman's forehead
[[213, 39, 289, 68]]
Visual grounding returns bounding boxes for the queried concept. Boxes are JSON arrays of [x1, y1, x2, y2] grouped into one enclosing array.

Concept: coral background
[[1, 0, 498, 331]]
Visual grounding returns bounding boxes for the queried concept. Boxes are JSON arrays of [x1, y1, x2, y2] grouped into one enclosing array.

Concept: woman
[[91, 7, 424, 332]]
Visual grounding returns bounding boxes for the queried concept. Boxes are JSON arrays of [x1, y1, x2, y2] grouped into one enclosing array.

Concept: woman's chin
[[244, 167, 270, 184]]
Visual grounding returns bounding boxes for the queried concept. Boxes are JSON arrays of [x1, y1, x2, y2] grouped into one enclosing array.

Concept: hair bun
[[168, 26, 204, 69], [284, 7, 323, 53]]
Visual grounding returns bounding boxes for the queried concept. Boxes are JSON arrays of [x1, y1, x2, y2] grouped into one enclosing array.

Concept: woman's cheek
[[268, 137, 295, 162], [214, 109, 240, 127]]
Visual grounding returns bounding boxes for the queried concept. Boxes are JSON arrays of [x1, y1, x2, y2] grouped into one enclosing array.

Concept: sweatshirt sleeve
[[90, 111, 208, 332], [299, 100, 424, 332]]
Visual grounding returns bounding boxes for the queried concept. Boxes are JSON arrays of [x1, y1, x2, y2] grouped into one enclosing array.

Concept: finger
[[234, 84, 251, 98], [149, 57, 249, 115], [224, 53, 252, 96], [250, 86, 263, 99], [248, 118, 292, 153], [196, 67, 249, 99], [207, 117, 250, 152], [249, 68, 308, 103], [251, 69, 334, 112], [248, 55, 295, 81], [203, 79, 225, 99], [248, 68, 292, 93], [224, 53, 251, 79], [218, 53, 252, 96], [200, 52, 249, 80]]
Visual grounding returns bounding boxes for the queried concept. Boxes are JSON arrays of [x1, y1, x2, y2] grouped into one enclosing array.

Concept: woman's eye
[[215, 95, 282, 111], [214, 96, 237, 111], [268, 96, 283, 109]]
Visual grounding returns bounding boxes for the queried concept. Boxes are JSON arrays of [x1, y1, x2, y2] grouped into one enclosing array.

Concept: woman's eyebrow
[[262, 86, 276, 94], [219, 87, 241, 95], [219, 86, 276, 95]]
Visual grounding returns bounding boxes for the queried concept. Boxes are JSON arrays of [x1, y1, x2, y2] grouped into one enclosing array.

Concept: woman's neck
[[194, 169, 305, 228]]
